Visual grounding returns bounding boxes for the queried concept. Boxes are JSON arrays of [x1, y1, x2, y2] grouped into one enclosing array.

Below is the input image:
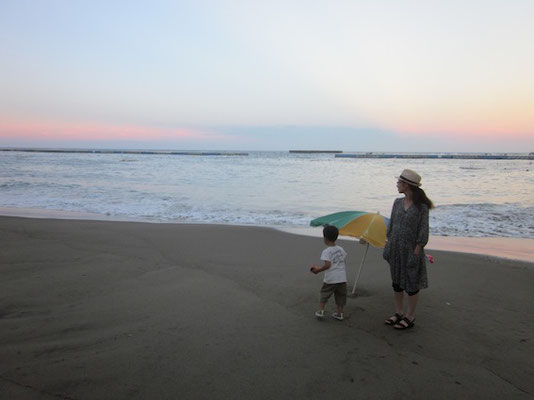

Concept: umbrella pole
[[351, 242, 369, 295]]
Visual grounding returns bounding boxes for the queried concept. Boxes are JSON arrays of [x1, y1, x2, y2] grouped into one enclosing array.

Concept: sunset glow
[[0, 119, 232, 143], [1, 1, 532, 151]]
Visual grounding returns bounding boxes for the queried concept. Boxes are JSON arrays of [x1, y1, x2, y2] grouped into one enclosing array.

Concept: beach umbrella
[[310, 211, 389, 295]]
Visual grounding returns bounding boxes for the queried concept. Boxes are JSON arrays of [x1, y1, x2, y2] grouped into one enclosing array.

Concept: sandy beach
[[1, 216, 533, 399]]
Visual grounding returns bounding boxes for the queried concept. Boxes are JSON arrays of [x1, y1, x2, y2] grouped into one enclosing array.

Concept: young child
[[310, 225, 347, 321]]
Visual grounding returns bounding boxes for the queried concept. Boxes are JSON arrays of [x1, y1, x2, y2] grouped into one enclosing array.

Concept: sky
[[1, 0, 533, 152]]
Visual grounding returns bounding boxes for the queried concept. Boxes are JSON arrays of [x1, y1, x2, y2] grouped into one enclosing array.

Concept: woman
[[383, 169, 434, 330]]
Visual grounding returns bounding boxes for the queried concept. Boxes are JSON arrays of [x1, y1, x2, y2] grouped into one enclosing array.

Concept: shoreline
[[280, 227, 534, 264], [1, 206, 533, 263]]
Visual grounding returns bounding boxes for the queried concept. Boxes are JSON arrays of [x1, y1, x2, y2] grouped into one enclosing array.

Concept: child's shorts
[[320, 282, 347, 306]]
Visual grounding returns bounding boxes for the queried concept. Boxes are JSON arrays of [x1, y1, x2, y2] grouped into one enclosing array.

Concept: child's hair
[[323, 225, 339, 242]]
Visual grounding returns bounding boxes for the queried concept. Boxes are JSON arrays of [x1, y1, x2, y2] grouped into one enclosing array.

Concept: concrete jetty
[[0, 148, 248, 156], [335, 152, 533, 160], [289, 150, 342, 154]]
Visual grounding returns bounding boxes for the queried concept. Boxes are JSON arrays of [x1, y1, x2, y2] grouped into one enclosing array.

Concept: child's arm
[[310, 260, 331, 274]]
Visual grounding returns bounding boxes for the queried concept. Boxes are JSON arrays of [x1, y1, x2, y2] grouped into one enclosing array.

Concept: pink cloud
[[0, 118, 234, 142], [391, 121, 533, 141], [385, 104, 534, 141]]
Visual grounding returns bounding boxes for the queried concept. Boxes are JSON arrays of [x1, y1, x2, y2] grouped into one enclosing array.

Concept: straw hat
[[398, 169, 422, 187]]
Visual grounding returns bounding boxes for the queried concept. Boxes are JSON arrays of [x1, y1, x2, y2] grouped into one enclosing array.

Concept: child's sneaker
[[315, 310, 325, 319], [331, 312, 344, 321]]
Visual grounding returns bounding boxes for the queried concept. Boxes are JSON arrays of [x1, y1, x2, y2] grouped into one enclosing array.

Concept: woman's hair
[[411, 186, 434, 209]]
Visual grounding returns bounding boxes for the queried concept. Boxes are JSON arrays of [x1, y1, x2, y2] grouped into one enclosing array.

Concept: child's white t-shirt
[[321, 245, 347, 284]]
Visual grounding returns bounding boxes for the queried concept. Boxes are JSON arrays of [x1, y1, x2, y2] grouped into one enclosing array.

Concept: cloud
[[0, 118, 236, 144]]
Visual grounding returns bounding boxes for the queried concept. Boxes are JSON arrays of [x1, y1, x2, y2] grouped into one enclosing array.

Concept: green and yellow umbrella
[[310, 210, 389, 248], [310, 211, 389, 294]]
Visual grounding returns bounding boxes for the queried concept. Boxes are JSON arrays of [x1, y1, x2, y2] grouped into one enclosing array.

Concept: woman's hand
[[414, 244, 423, 256]]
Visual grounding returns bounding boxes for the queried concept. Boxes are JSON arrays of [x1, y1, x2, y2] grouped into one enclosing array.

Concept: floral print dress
[[383, 197, 429, 292]]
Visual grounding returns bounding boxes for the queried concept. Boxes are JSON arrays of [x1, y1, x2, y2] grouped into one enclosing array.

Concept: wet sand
[[426, 236, 534, 263], [1, 216, 533, 399], [280, 226, 534, 263]]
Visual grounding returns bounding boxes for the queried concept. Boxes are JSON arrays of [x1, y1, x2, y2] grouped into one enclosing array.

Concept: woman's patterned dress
[[383, 197, 429, 292]]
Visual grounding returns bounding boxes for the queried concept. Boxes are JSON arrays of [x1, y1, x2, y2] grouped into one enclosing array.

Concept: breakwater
[[0, 148, 248, 156], [335, 153, 533, 160], [289, 150, 342, 154]]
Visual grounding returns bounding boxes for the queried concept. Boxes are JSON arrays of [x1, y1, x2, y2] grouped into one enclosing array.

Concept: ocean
[[1, 150, 533, 238]]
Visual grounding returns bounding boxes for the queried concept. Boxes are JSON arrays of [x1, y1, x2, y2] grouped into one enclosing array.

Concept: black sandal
[[394, 317, 415, 330], [384, 313, 403, 325]]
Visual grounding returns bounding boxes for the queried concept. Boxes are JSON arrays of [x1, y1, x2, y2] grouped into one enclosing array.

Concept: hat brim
[[397, 176, 421, 187]]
